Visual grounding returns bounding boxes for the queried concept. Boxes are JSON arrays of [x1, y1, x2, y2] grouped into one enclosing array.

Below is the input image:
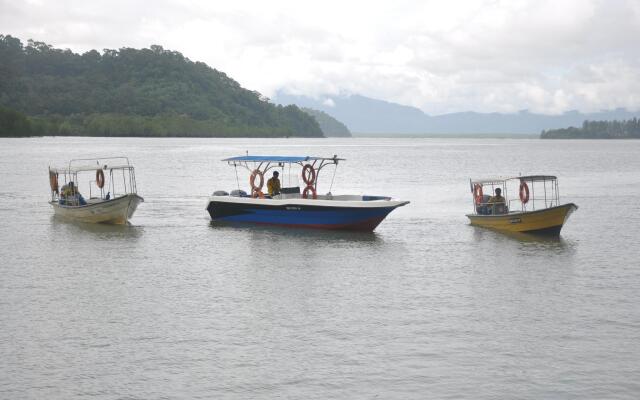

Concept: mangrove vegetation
[[541, 119, 640, 139]]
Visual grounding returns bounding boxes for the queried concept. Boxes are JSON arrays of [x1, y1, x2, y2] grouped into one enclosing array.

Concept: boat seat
[[281, 186, 300, 194], [492, 204, 508, 215], [276, 187, 301, 199], [476, 195, 491, 215]]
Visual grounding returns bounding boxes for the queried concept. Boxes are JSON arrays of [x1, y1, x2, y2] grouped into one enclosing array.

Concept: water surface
[[1, 137, 639, 399]]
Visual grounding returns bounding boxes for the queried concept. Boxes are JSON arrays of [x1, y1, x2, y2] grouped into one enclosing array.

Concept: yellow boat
[[466, 175, 578, 236]]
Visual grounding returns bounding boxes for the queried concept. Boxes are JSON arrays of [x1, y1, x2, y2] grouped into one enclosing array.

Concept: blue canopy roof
[[222, 156, 343, 163]]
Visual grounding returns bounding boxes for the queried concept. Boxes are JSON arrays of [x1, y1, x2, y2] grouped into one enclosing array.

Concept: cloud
[[322, 98, 336, 107], [1, 0, 639, 114]]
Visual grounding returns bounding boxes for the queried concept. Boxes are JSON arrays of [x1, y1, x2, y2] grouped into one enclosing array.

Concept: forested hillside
[[541, 119, 640, 139], [0, 35, 323, 137], [301, 108, 351, 137]]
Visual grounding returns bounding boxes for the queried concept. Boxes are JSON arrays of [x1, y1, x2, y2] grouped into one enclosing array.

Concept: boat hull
[[206, 196, 408, 232], [466, 203, 578, 236], [50, 194, 144, 224]]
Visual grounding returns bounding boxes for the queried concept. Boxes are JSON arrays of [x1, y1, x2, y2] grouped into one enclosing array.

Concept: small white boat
[[48, 157, 143, 224]]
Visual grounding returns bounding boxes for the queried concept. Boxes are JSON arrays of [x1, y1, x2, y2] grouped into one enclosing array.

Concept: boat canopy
[[471, 175, 557, 185], [469, 177, 510, 185], [50, 164, 134, 174], [222, 155, 345, 163], [50, 157, 134, 174], [469, 174, 562, 214], [518, 175, 557, 182]]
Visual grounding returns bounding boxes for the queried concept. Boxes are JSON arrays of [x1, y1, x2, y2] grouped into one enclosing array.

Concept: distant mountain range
[[274, 92, 640, 135]]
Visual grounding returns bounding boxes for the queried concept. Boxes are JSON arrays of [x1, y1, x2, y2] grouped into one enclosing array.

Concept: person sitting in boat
[[61, 181, 87, 206], [488, 188, 507, 214], [267, 171, 281, 196]]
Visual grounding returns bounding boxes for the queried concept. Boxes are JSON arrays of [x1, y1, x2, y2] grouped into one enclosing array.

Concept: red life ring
[[49, 171, 59, 193], [519, 181, 530, 204], [250, 169, 264, 190], [96, 169, 105, 189], [252, 188, 265, 199], [302, 164, 316, 185], [302, 186, 317, 199], [473, 184, 483, 205]]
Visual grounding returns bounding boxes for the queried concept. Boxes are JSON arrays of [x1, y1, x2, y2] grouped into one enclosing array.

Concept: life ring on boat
[[302, 164, 316, 185], [302, 186, 317, 199], [49, 171, 59, 193], [252, 188, 265, 199], [519, 181, 530, 204], [473, 184, 483, 205], [250, 169, 264, 190], [96, 169, 105, 189]]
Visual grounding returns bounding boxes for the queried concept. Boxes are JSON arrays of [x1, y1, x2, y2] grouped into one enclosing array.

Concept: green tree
[[0, 106, 33, 136], [0, 35, 324, 138]]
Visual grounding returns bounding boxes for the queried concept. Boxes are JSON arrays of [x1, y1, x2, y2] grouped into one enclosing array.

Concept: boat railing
[[471, 177, 562, 214], [508, 195, 559, 212], [50, 157, 138, 204], [68, 156, 131, 171], [58, 194, 83, 207], [475, 201, 509, 215]]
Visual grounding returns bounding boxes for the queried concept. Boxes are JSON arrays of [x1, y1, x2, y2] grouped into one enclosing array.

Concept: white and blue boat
[[206, 155, 409, 231]]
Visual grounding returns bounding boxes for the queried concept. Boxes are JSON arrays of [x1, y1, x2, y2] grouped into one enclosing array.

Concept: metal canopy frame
[[469, 175, 561, 214], [48, 156, 138, 202], [222, 155, 344, 163], [224, 155, 343, 193]]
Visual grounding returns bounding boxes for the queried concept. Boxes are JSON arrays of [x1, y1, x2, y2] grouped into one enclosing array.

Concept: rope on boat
[[328, 164, 337, 194]]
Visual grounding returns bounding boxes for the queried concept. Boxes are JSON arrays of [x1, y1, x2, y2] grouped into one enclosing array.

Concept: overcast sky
[[2, 0, 639, 115]]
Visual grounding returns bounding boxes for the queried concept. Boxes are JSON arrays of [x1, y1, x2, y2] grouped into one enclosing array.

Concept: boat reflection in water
[[207, 155, 409, 232], [466, 175, 577, 236]]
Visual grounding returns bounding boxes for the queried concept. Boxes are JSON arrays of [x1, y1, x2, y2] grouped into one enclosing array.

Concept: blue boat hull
[[207, 200, 403, 231]]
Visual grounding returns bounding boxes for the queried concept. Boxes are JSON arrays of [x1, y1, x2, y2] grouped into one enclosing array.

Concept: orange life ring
[[302, 186, 317, 199], [96, 169, 105, 189], [250, 169, 264, 190], [252, 188, 265, 199], [49, 171, 59, 193], [473, 184, 483, 205], [302, 164, 316, 185], [519, 181, 530, 204]]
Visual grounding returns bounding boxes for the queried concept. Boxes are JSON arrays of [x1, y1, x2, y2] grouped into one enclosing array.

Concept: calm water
[[1, 137, 639, 399]]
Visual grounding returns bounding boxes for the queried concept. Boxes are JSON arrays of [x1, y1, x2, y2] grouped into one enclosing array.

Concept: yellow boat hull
[[466, 203, 578, 235]]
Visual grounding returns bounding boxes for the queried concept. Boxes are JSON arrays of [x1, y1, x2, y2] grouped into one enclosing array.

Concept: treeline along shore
[[0, 34, 323, 138], [541, 119, 640, 139]]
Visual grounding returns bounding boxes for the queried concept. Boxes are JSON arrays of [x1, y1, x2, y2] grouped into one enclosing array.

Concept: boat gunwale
[[207, 195, 409, 209], [465, 202, 578, 219], [49, 193, 144, 210]]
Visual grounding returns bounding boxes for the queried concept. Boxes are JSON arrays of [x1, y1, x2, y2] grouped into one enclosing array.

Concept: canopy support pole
[[234, 164, 240, 192]]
